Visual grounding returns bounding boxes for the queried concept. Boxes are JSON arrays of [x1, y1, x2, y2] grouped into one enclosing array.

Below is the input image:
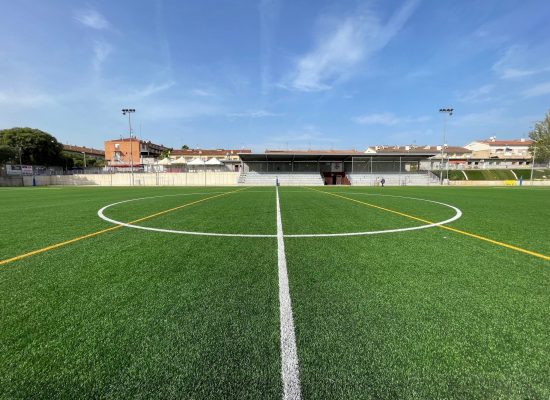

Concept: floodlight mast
[[439, 108, 453, 185], [122, 108, 136, 186], [17, 143, 23, 186], [530, 145, 536, 185]]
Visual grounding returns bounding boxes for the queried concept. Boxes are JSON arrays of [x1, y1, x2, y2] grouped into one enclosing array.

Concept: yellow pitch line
[[308, 188, 550, 261], [0, 188, 247, 266]]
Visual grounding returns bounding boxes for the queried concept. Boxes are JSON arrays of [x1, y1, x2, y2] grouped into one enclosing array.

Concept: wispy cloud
[[155, 0, 173, 76], [456, 84, 494, 103], [259, 0, 280, 95], [451, 108, 503, 126], [250, 126, 340, 151], [522, 82, 550, 98], [286, 0, 419, 91], [227, 110, 282, 118], [191, 89, 214, 97], [92, 41, 112, 72], [75, 9, 110, 30], [0, 91, 56, 108], [141, 101, 221, 121], [354, 112, 430, 126], [492, 46, 549, 79], [132, 81, 175, 99]]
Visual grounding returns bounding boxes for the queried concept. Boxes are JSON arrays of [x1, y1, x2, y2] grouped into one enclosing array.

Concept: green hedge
[[430, 169, 550, 181], [513, 169, 550, 180], [432, 170, 467, 180], [465, 170, 516, 181]]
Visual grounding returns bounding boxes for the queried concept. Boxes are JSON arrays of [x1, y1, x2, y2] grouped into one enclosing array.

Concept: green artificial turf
[[1, 185, 549, 399]]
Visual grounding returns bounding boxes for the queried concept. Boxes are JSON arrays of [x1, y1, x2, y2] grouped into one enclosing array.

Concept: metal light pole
[[122, 108, 136, 186], [439, 108, 453, 185], [82, 151, 86, 168], [17, 144, 24, 186], [530, 145, 536, 185]]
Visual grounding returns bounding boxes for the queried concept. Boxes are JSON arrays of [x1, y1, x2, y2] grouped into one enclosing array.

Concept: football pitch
[[1, 185, 549, 399]]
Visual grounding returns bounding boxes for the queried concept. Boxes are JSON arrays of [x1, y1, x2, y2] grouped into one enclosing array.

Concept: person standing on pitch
[[380, 177, 385, 187]]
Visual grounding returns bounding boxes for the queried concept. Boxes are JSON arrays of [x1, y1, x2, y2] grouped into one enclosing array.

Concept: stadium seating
[[348, 172, 439, 186], [238, 172, 324, 186]]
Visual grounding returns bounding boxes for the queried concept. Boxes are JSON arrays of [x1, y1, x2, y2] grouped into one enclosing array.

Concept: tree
[[0, 145, 16, 164], [181, 144, 189, 150], [159, 149, 171, 159], [529, 110, 550, 163], [0, 127, 64, 166]]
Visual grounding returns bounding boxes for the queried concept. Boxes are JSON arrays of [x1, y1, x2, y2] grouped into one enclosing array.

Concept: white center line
[[276, 186, 302, 400]]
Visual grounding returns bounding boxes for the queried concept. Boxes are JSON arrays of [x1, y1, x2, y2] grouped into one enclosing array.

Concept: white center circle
[[97, 192, 462, 238]]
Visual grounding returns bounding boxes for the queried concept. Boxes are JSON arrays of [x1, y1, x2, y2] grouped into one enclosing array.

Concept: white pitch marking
[[285, 194, 462, 237], [97, 192, 462, 238], [276, 186, 302, 400]]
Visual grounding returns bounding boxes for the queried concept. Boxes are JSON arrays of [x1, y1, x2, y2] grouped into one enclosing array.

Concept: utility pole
[[122, 108, 136, 186], [438, 108, 453, 185], [530, 145, 536, 185], [18, 144, 24, 186]]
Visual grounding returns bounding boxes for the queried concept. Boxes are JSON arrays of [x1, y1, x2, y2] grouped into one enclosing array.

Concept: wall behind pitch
[[29, 172, 239, 186]]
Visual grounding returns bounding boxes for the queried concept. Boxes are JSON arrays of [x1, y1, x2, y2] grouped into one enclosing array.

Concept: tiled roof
[[480, 140, 533, 146], [63, 144, 104, 156], [371, 145, 471, 154]]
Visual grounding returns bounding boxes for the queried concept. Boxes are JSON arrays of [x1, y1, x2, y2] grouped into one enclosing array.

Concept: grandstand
[[238, 150, 436, 186], [238, 171, 324, 186]]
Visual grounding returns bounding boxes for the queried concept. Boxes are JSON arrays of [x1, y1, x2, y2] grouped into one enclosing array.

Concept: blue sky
[[1, 0, 550, 151]]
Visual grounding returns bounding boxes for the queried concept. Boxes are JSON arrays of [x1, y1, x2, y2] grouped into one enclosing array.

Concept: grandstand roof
[[171, 148, 251, 156], [265, 149, 364, 155]]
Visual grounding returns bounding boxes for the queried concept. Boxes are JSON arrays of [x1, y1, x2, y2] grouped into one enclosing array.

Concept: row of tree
[[0, 127, 105, 169], [0, 127, 67, 166], [529, 110, 550, 162]]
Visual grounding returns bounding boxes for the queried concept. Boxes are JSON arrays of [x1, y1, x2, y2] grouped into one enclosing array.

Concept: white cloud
[[75, 9, 110, 30], [457, 84, 494, 103], [451, 108, 503, 126], [191, 89, 214, 97], [249, 126, 339, 151], [354, 112, 430, 126], [227, 110, 282, 118], [132, 81, 175, 99], [492, 46, 549, 79], [93, 41, 112, 72], [0, 91, 56, 108], [287, 0, 419, 91], [141, 101, 221, 120], [522, 82, 550, 98], [259, 0, 281, 95]]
